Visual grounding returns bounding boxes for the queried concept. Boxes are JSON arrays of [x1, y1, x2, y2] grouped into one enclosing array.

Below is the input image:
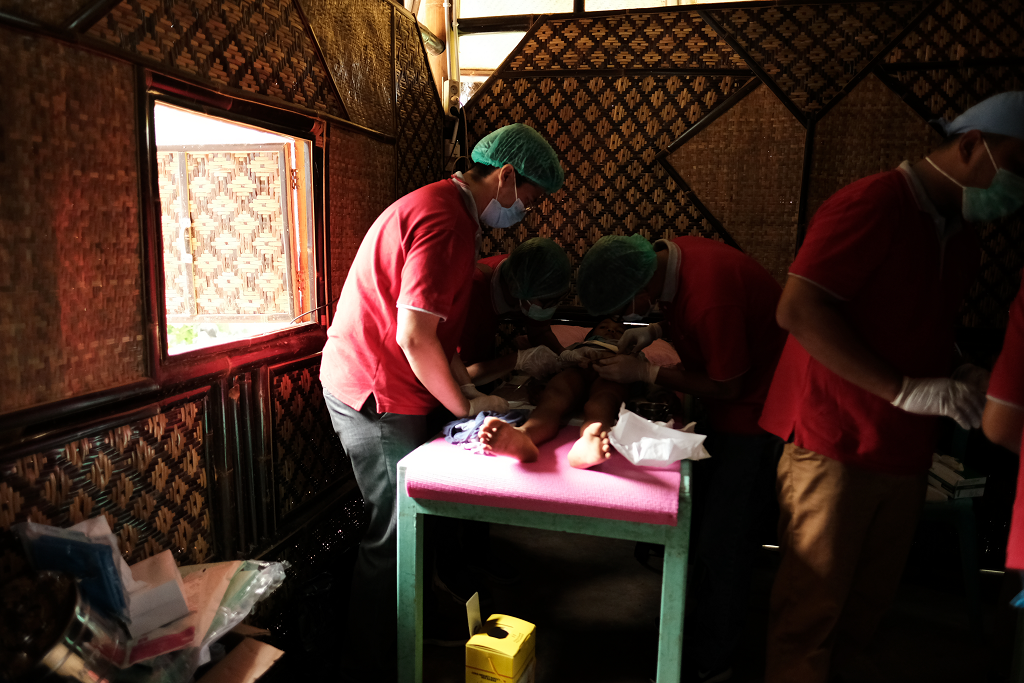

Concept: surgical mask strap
[[925, 156, 964, 188]]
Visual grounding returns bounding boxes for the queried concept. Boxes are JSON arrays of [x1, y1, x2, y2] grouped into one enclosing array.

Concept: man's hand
[[468, 395, 510, 416], [460, 383, 485, 400], [617, 323, 662, 354], [515, 346, 561, 378], [594, 355, 660, 384], [891, 376, 986, 429]]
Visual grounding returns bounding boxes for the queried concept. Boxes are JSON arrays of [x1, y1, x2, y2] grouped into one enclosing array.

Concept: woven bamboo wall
[[0, 29, 146, 415], [0, 0, 93, 25], [395, 11, 445, 196], [665, 83, 805, 284], [270, 359, 350, 521], [806, 72, 941, 224], [328, 125, 397, 303], [300, 0, 395, 134], [0, 395, 214, 565], [88, 0, 346, 119], [703, 2, 926, 118]]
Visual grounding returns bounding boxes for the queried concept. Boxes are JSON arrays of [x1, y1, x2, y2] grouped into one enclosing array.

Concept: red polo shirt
[[662, 237, 786, 435], [988, 272, 1024, 568], [320, 179, 478, 415], [759, 168, 979, 474], [458, 254, 509, 366]]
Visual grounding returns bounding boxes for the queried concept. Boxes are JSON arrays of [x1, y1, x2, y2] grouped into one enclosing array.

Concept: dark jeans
[[689, 430, 782, 673], [324, 389, 430, 683]]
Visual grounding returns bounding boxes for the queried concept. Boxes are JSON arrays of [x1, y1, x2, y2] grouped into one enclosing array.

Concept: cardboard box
[[466, 615, 536, 683], [465, 593, 536, 683]]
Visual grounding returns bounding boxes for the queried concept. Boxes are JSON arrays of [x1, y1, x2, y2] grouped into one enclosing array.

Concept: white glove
[[467, 394, 510, 416], [891, 375, 986, 429], [515, 346, 561, 379], [559, 346, 610, 367], [617, 323, 662, 354], [952, 363, 990, 394], [460, 383, 485, 400], [593, 354, 660, 384]]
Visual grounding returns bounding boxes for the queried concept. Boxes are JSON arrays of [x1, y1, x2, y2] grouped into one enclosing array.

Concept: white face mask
[[479, 173, 527, 228]]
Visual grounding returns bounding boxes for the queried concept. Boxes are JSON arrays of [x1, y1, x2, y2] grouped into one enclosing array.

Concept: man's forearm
[[467, 353, 518, 385], [652, 365, 742, 400]]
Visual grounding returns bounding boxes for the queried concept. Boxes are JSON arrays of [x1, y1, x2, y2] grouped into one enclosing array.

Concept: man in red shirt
[[760, 91, 1024, 683], [457, 237, 570, 387], [576, 234, 787, 683], [320, 123, 563, 683]]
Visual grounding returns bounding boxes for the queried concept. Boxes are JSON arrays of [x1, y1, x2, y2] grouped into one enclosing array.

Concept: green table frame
[[396, 457, 693, 683]]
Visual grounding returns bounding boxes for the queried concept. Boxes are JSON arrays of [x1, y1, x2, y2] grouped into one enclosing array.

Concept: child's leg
[[478, 369, 590, 461], [568, 377, 638, 469]]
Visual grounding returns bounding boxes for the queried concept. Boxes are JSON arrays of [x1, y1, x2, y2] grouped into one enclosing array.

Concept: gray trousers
[[325, 389, 429, 683]]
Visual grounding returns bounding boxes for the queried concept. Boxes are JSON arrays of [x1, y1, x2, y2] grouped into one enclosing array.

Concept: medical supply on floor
[[465, 592, 536, 683]]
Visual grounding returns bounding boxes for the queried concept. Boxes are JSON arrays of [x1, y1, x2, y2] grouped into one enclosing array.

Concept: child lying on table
[[477, 318, 649, 469]]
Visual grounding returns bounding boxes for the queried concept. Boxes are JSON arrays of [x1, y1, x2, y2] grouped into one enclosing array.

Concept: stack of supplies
[[927, 453, 986, 501]]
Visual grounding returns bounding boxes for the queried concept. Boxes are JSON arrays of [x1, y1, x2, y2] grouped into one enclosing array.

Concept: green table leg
[[397, 469, 424, 683], [656, 477, 691, 683]]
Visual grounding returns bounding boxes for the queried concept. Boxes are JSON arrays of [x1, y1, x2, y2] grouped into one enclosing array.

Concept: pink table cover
[[402, 425, 681, 526]]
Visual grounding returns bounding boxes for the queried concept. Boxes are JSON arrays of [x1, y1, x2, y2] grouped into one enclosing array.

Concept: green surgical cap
[[503, 237, 571, 301], [577, 235, 657, 316], [471, 123, 564, 194]]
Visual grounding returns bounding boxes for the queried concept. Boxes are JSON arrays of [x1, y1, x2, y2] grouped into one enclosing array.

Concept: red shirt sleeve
[[694, 305, 751, 382], [397, 223, 473, 320], [791, 175, 901, 301], [989, 272, 1024, 408]]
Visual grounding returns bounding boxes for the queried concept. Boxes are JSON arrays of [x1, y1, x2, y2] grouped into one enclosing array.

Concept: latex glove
[[467, 394, 509, 416], [460, 383, 485, 400], [952, 363, 990, 394], [891, 376, 985, 429], [617, 323, 662, 354], [559, 347, 610, 367], [515, 346, 561, 379], [594, 354, 660, 384]]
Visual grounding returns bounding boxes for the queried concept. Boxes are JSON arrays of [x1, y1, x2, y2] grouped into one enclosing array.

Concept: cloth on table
[[443, 410, 529, 445]]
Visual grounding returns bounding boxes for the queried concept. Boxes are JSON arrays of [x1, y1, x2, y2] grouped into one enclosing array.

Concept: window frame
[[140, 72, 328, 385]]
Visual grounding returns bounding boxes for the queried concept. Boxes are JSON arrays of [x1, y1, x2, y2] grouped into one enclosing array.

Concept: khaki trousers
[[765, 444, 926, 683]]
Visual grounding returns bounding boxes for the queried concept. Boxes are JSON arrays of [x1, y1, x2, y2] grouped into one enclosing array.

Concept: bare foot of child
[[478, 416, 539, 463], [567, 421, 612, 469]]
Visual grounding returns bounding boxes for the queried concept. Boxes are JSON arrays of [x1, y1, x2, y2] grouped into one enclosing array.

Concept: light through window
[[154, 103, 316, 355]]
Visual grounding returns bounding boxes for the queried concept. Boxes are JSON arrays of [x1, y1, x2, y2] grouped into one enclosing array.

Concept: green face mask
[[928, 139, 1024, 222]]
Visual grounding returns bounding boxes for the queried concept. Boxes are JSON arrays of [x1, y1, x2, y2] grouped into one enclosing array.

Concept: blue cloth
[[940, 91, 1024, 139], [443, 410, 529, 444]]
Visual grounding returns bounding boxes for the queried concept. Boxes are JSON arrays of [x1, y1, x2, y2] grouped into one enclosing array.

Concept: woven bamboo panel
[[87, 0, 345, 118], [300, 0, 394, 134], [185, 150, 292, 317], [328, 125, 397, 302], [395, 12, 444, 196], [0, 30, 145, 415], [158, 152, 195, 317], [0, 0, 94, 25], [706, 2, 925, 115], [465, 73, 748, 297], [883, 64, 1024, 123], [271, 360, 350, 519], [507, 11, 747, 72], [885, 0, 1024, 63], [0, 397, 214, 565], [666, 84, 805, 285], [806, 73, 941, 224]]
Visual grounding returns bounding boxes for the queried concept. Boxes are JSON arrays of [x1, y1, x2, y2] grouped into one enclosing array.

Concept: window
[[153, 103, 317, 355], [458, 31, 528, 104]]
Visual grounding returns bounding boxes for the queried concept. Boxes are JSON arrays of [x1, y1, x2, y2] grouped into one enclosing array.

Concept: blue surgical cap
[[939, 91, 1024, 140]]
